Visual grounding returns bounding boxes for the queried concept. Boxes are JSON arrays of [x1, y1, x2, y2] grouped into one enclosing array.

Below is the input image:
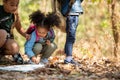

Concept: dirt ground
[[0, 55, 120, 80]]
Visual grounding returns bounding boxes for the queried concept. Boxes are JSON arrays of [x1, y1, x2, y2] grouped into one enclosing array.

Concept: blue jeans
[[64, 15, 79, 56]]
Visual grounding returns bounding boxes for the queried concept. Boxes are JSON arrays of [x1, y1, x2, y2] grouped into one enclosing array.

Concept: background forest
[[0, 0, 120, 58], [0, 0, 120, 80]]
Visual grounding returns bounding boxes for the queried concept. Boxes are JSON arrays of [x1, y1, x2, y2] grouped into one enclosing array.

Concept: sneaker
[[40, 58, 49, 64], [64, 59, 78, 65], [12, 53, 24, 64]]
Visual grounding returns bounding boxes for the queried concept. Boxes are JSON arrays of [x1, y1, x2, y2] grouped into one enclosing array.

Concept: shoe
[[40, 58, 49, 64], [64, 59, 78, 65], [12, 53, 24, 64]]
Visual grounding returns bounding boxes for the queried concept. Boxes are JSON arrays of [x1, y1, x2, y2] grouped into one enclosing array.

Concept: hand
[[25, 33, 31, 40], [46, 40, 51, 45], [31, 56, 39, 64]]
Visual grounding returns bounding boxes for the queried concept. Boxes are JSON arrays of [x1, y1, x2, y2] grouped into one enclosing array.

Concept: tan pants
[[0, 29, 19, 55], [33, 42, 57, 59]]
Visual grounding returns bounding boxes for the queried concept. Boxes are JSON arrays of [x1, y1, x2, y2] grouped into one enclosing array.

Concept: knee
[[0, 29, 7, 35], [0, 29, 8, 48], [67, 36, 75, 43], [0, 29, 8, 39], [33, 43, 42, 54], [10, 42, 19, 54], [3, 39, 19, 55], [67, 32, 76, 43], [49, 43, 57, 50]]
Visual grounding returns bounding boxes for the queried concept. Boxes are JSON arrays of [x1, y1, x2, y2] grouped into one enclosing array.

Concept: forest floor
[[0, 53, 120, 80]]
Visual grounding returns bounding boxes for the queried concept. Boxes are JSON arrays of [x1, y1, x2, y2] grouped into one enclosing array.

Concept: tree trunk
[[111, 0, 119, 57]]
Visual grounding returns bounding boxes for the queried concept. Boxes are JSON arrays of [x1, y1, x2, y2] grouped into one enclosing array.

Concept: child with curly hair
[[25, 10, 60, 64]]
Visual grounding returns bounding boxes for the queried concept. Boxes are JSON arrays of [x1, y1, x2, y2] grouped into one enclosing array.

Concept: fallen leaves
[[0, 53, 120, 80]]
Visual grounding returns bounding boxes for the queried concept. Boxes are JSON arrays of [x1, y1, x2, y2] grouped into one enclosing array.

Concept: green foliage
[[19, 0, 40, 28], [100, 20, 109, 28]]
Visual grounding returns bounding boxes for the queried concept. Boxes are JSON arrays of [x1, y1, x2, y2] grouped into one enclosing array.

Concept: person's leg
[[2, 39, 19, 55], [64, 15, 79, 63], [0, 29, 7, 60], [40, 42, 57, 63], [0, 29, 7, 49], [2, 39, 24, 64], [0, 29, 24, 63], [33, 43, 43, 55]]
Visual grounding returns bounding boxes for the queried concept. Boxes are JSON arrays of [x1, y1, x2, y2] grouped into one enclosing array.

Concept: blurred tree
[[1, 0, 119, 56], [90, 0, 120, 57], [110, 0, 119, 57]]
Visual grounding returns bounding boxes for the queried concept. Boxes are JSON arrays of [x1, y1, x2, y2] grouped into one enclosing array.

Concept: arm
[[14, 13, 27, 38], [25, 31, 36, 58]]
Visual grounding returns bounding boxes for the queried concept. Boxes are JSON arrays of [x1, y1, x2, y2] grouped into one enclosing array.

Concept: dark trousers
[[64, 15, 79, 56]]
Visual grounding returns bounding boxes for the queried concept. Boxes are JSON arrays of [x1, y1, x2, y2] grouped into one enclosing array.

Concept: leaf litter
[[0, 54, 120, 80]]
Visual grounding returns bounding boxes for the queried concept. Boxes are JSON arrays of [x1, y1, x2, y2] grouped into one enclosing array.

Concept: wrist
[[23, 33, 27, 38]]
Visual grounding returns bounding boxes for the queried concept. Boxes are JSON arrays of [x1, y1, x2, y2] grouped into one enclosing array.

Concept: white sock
[[65, 56, 72, 62]]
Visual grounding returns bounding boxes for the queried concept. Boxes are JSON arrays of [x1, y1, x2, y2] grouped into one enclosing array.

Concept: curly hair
[[29, 10, 61, 31], [44, 12, 60, 28], [29, 10, 45, 27]]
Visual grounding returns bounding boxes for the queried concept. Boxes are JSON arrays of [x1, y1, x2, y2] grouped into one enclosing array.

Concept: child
[[0, 0, 29, 63], [25, 10, 60, 64], [60, 0, 84, 64]]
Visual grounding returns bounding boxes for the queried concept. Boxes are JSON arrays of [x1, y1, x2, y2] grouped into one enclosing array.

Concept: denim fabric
[[70, 0, 83, 14], [61, 0, 83, 16], [61, 0, 70, 16], [64, 15, 79, 56], [25, 31, 36, 58]]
